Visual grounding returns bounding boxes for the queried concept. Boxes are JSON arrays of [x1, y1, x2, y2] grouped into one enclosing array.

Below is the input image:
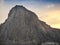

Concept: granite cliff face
[[0, 5, 60, 45]]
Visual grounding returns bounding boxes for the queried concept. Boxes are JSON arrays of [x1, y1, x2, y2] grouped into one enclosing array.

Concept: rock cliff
[[0, 5, 60, 45]]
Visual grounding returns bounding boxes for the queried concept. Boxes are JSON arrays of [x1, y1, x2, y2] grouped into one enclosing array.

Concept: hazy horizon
[[0, 0, 60, 29]]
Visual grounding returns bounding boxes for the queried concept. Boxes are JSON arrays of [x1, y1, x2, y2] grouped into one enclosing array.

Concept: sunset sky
[[0, 0, 60, 29]]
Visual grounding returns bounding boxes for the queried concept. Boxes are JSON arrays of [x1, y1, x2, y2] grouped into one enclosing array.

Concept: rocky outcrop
[[0, 5, 60, 45]]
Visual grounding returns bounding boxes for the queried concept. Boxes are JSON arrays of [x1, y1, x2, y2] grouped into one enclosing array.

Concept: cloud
[[46, 4, 55, 8]]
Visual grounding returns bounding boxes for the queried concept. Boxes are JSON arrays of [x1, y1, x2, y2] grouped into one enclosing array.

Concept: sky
[[0, 0, 60, 29]]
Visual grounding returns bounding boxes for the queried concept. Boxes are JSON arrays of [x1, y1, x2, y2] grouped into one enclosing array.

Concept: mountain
[[0, 5, 60, 45]]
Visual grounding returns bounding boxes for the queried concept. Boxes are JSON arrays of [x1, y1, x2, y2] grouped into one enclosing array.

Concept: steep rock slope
[[0, 5, 60, 45]]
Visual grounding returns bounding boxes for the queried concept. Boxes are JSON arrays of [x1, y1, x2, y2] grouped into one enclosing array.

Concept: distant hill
[[0, 5, 60, 45]]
